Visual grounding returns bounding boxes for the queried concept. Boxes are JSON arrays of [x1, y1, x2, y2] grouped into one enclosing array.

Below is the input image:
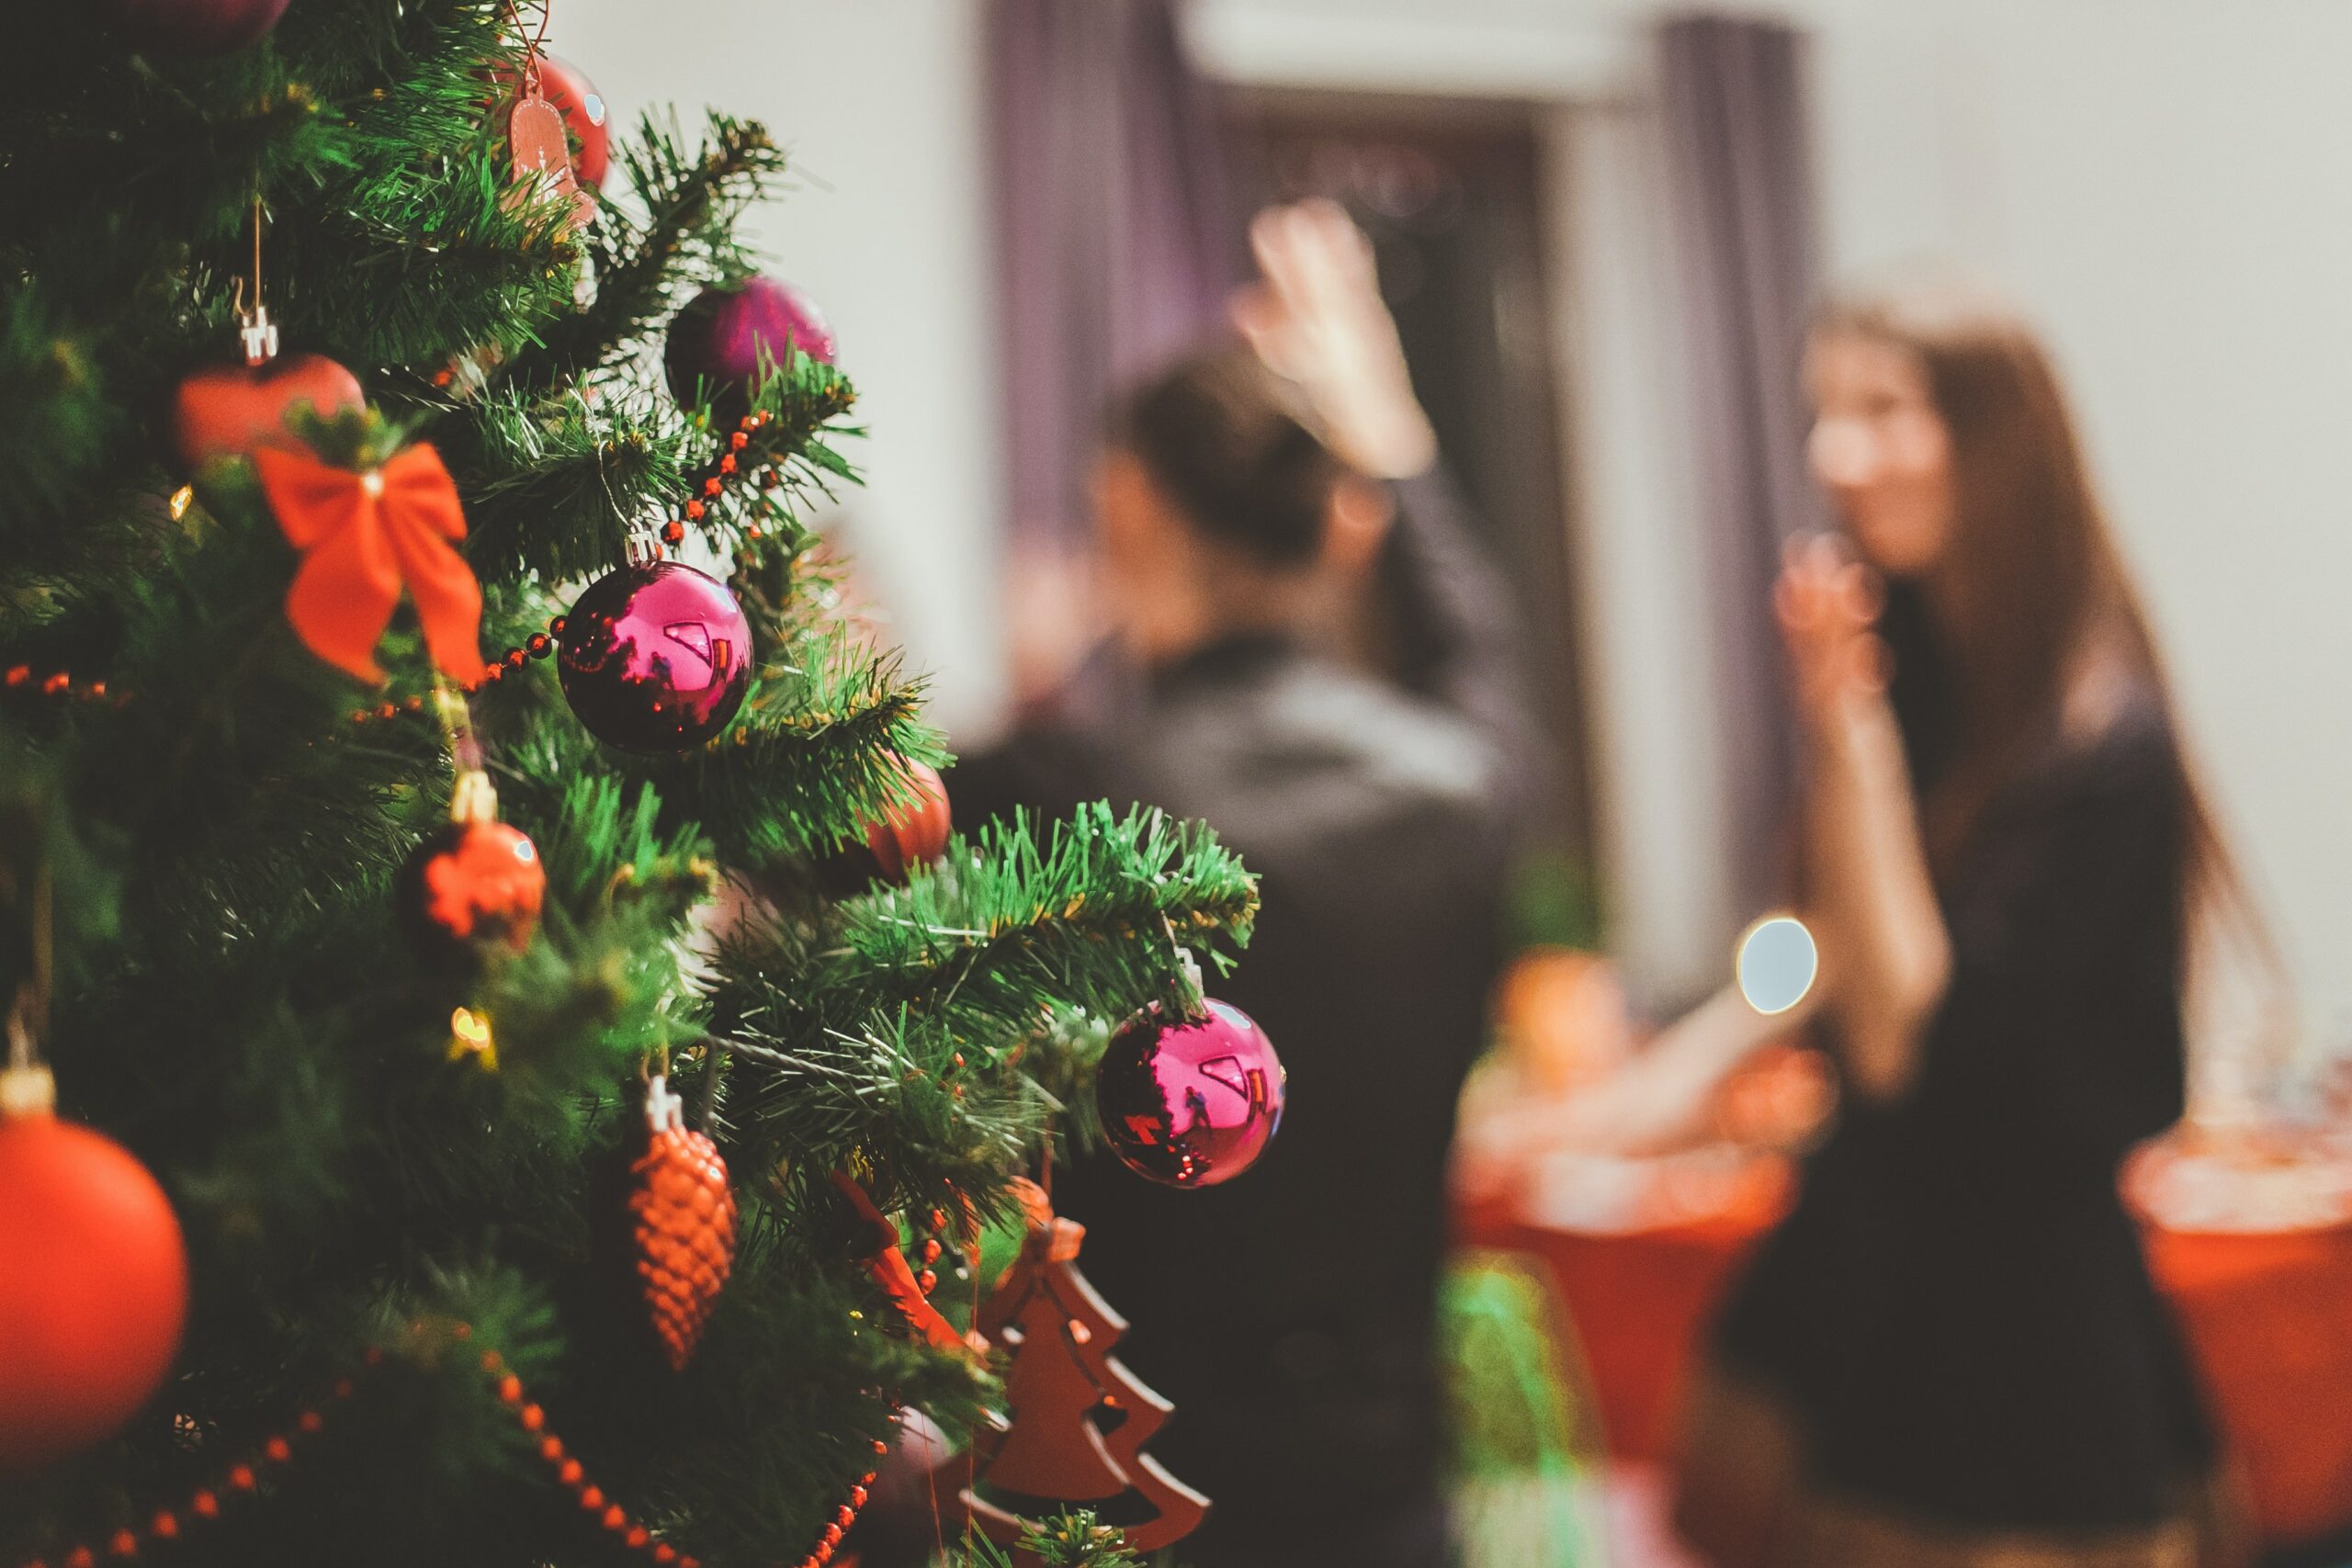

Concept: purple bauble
[[557, 560, 753, 753], [106, 0, 290, 54], [663, 276, 836, 416], [1095, 999, 1285, 1189]]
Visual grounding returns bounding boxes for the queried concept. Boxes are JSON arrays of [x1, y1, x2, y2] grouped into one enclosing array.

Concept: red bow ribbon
[[254, 443, 483, 683]]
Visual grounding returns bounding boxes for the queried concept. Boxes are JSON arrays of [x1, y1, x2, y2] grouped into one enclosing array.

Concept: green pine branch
[[707, 805, 1257, 1200]]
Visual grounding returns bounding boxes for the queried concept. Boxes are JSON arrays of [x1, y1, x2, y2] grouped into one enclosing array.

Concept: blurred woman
[[1673, 282, 2245, 1568]]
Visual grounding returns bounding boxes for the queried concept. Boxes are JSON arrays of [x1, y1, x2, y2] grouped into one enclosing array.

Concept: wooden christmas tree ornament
[[944, 1192, 1208, 1558]]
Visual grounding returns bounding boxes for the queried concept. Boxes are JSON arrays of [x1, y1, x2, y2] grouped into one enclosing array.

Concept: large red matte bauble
[[396, 819, 546, 965], [106, 0, 289, 55], [1095, 999, 1285, 1189], [558, 560, 754, 752], [0, 1103, 189, 1469], [174, 355, 364, 471], [864, 760, 951, 882], [663, 276, 835, 417]]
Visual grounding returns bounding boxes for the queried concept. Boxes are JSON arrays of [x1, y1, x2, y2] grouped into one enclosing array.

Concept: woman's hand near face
[[1777, 535, 1952, 1101], [1775, 533, 1887, 737]]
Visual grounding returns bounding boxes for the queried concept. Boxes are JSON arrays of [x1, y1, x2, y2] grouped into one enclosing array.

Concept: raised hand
[[1228, 199, 1438, 480]]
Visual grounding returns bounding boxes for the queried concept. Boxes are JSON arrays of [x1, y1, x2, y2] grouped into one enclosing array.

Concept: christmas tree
[[0, 6, 1256, 1567]]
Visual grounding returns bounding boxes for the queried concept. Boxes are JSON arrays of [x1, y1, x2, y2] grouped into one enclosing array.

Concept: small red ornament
[[863, 759, 951, 882], [557, 553, 753, 753], [628, 1076, 737, 1371], [1095, 998, 1284, 1189], [940, 1195, 1207, 1554], [0, 1053, 189, 1471], [175, 354, 364, 473], [397, 773, 545, 966]]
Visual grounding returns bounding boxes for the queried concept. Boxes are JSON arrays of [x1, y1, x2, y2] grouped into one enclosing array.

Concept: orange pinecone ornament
[[628, 1075, 737, 1371]]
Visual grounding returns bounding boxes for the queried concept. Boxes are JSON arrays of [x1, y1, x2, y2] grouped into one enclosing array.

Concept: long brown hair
[[1815, 282, 2252, 955]]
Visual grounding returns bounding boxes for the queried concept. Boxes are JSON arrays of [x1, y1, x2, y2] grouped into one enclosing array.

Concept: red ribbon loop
[[254, 444, 483, 683]]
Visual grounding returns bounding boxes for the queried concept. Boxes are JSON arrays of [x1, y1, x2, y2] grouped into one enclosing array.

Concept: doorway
[[1221, 87, 1597, 924]]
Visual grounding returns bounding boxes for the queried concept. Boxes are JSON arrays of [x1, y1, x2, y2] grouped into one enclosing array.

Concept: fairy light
[[447, 1006, 496, 1069], [1736, 913, 1819, 1017]]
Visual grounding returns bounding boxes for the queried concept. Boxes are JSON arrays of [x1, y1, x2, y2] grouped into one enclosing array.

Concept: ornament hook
[[237, 197, 277, 367], [623, 524, 663, 569], [1159, 915, 1206, 1015], [2, 987, 55, 1117], [644, 1072, 684, 1134]]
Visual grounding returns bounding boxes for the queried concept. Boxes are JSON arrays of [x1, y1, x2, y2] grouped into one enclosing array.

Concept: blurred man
[[956, 203, 1547, 1568]]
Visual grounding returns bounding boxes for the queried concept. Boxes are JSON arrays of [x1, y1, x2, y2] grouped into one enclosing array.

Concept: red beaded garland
[[15, 1359, 344, 1568]]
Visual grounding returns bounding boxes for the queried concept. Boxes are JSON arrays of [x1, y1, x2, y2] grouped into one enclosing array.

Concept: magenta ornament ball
[[557, 560, 753, 753], [663, 276, 836, 417], [106, 0, 290, 55], [1095, 999, 1285, 1189]]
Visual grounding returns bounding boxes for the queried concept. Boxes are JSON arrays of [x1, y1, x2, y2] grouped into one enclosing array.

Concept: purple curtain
[[987, 0, 1237, 546], [1659, 13, 1825, 917]]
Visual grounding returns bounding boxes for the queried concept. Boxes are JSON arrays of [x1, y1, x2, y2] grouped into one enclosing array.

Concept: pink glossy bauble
[[663, 276, 835, 417], [1095, 999, 1285, 1189], [557, 560, 753, 752]]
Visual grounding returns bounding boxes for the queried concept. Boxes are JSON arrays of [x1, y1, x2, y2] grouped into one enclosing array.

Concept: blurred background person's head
[[1096, 345, 1395, 668], [1805, 284, 2174, 849]]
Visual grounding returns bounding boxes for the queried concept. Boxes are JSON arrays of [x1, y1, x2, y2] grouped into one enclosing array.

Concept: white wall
[[1792, 0, 2352, 1051], [560, 0, 1006, 737], [1209, 0, 2352, 1045], [561, 0, 2352, 1043]]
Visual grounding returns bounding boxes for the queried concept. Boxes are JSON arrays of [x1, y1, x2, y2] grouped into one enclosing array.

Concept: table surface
[[1454, 1145, 2352, 1547]]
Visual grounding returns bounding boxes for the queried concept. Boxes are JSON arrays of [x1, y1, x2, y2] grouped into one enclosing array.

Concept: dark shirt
[[953, 474, 1539, 1563], [1713, 688, 2215, 1531]]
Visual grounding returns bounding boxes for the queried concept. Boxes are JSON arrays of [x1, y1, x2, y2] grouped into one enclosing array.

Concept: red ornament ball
[[1094, 999, 1285, 1189], [864, 759, 952, 882], [397, 819, 546, 964], [558, 560, 753, 752], [0, 1069, 189, 1471], [536, 56, 610, 190], [664, 277, 835, 418], [174, 354, 364, 473], [105, 0, 288, 55]]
